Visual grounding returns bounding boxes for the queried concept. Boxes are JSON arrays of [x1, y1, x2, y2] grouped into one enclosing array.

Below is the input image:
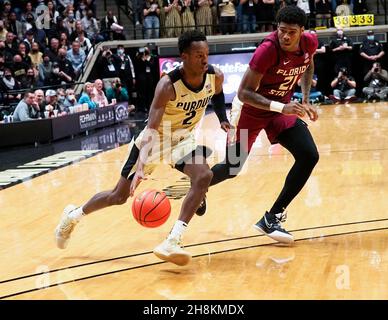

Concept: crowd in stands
[[134, 0, 370, 38], [0, 1, 386, 123]]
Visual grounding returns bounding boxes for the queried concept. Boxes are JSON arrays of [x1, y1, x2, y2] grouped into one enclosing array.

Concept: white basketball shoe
[[55, 204, 79, 249], [153, 236, 192, 266]]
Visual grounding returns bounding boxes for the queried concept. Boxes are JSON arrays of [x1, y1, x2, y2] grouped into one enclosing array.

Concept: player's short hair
[[276, 5, 307, 28], [178, 30, 207, 55]]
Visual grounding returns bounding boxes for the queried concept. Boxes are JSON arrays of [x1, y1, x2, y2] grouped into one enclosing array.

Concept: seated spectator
[[28, 42, 43, 69], [12, 91, 39, 122], [92, 79, 110, 107], [106, 78, 129, 103], [81, 10, 104, 43], [38, 54, 53, 86], [63, 88, 78, 112], [17, 42, 32, 65], [46, 61, 73, 85], [78, 82, 98, 109], [59, 32, 70, 50], [75, 31, 93, 56], [56, 88, 68, 114], [45, 37, 60, 62], [21, 67, 38, 89], [293, 74, 324, 103], [33, 89, 46, 118], [0, 20, 8, 41], [57, 47, 75, 81], [362, 62, 388, 102], [44, 89, 61, 117], [67, 40, 86, 78], [6, 12, 23, 40], [330, 67, 357, 104], [63, 10, 77, 36], [0, 68, 21, 104]]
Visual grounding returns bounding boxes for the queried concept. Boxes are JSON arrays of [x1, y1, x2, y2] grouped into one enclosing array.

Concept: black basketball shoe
[[254, 211, 294, 244], [195, 196, 207, 216]]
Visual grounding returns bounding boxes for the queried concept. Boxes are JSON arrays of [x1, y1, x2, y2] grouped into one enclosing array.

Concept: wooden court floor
[[0, 102, 387, 300]]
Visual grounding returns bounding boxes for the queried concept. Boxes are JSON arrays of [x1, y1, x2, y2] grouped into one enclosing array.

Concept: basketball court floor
[[0, 101, 387, 300]]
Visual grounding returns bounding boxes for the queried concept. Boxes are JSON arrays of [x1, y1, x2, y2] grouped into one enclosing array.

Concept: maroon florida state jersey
[[247, 31, 318, 116]]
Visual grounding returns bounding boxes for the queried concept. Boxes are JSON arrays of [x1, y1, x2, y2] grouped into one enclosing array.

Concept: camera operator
[[135, 46, 158, 114], [106, 78, 129, 104], [362, 62, 388, 101], [98, 46, 121, 79], [330, 67, 357, 103]]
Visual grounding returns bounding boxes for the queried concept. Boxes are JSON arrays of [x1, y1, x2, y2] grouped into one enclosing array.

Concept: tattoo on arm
[[301, 61, 314, 102]]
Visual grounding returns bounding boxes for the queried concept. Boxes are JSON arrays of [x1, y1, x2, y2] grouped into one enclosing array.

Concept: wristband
[[270, 101, 285, 113]]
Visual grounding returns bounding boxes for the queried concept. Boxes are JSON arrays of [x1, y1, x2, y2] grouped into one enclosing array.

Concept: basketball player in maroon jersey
[[209, 5, 319, 244]]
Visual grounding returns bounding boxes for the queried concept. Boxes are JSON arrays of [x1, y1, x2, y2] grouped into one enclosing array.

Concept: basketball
[[132, 189, 171, 228]]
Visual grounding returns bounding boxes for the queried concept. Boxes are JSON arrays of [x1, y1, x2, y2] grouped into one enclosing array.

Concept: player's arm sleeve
[[211, 91, 228, 123]]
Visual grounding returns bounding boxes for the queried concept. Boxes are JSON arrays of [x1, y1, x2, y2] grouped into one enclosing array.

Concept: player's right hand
[[130, 168, 147, 197], [282, 101, 307, 118]]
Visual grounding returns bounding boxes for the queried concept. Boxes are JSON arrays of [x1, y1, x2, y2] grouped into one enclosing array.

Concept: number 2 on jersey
[[182, 110, 196, 125], [279, 75, 299, 91]]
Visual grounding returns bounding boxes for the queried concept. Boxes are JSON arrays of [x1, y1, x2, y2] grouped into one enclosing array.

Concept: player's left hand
[[130, 168, 147, 197], [220, 121, 233, 132], [302, 102, 318, 121]]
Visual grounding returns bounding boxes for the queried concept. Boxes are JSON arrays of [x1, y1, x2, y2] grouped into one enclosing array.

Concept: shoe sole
[[55, 204, 77, 249], [253, 224, 294, 244], [153, 250, 192, 266]]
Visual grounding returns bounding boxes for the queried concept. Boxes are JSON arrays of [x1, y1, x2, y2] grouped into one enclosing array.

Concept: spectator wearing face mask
[[63, 88, 78, 112], [359, 30, 385, 77], [114, 45, 136, 100], [0, 68, 21, 104], [21, 67, 38, 89], [329, 27, 353, 73], [63, 10, 77, 35], [362, 62, 388, 102]]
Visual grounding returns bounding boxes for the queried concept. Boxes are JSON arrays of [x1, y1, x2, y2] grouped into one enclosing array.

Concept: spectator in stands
[[21, 2, 36, 24], [47, 1, 60, 25], [57, 47, 75, 81], [57, 0, 75, 13], [106, 78, 129, 104], [63, 88, 78, 112], [59, 32, 70, 49], [0, 68, 21, 104], [101, 10, 126, 41], [18, 42, 32, 65], [1, 1, 12, 23], [76, 0, 89, 20], [181, 0, 195, 32], [240, 0, 258, 34], [21, 67, 38, 89], [362, 62, 388, 102], [45, 89, 60, 116], [0, 53, 5, 77], [13, 91, 39, 122], [81, 10, 103, 43], [218, 0, 238, 35], [92, 79, 109, 107], [56, 88, 68, 114], [359, 30, 385, 77], [195, 0, 212, 36], [66, 40, 86, 78], [115, 44, 136, 100], [23, 29, 34, 52], [46, 38, 60, 62], [0, 39, 13, 63], [315, 0, 332, 28], [335, 0, 351, 16], [330, 67, 357, 104], [29, 42, 43, 69], [63, 9, 77, 35], [52, 17, 70, 42], [164, 0, 183, 38], [33, 89, 46, 118], [6, 12, 23, 40], [12, 54, 30, 85], [4, 32, 18, 57], [46, 61, 73, 85], [75, 30, 92, 56], [329, 27, 353, 73], [78, 82, 98, 109], [0, 20, 7, 41], [38, 53, 53, 86], [143, 0, 161, 39], [70, 20, 84, 42]]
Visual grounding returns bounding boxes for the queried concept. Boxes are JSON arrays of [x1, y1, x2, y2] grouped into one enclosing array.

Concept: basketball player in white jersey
[[55, 30, 231, 266]]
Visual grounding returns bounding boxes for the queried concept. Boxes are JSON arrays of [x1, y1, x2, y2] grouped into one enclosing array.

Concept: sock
[[68, 206, 85, 222], [168, 220, 188, 240]]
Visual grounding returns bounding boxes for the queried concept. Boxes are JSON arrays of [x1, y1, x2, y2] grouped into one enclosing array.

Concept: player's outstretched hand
[[303, 103, 318, 121]]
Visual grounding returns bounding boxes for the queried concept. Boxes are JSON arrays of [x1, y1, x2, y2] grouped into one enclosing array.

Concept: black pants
[[211, 119, 319, 213]]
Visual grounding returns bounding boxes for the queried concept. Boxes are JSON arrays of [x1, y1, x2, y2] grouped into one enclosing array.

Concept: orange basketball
[[132, 189, 171, 228]]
